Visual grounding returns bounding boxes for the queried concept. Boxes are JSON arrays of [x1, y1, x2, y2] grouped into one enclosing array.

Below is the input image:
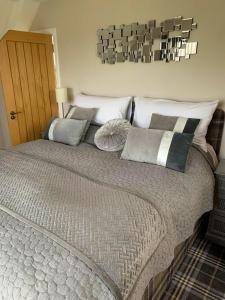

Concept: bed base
[[141, 213, 209, 300]]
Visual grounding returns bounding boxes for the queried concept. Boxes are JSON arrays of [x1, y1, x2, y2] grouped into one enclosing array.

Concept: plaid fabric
[[141, 215, 205, 300], [206, 109, 225, 156], [162, 235, 225, 300]]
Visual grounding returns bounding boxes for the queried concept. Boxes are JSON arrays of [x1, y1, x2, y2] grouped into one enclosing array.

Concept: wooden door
[[0, 30, 58, 145]]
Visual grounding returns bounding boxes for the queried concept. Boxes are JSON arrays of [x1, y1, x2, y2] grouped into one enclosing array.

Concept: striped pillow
[[121, 128, 194, 172], [149, 114, 200, 134], [44, 117, 87, 146]]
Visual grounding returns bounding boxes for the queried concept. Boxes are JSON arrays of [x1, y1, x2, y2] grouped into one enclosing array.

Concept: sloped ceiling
[[0, 0, 46, 38], [0, 0, 14, 38]]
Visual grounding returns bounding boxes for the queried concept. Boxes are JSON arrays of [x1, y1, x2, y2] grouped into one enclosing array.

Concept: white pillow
[[134, 97, 219, 152], [72, 94, 132, 125]]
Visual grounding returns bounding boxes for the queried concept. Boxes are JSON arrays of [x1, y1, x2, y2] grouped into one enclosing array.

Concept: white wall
[[31, 0, 225, 157]]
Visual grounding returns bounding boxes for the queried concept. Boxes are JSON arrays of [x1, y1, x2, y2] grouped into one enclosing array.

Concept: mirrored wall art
[[97, 16, 198, 64]]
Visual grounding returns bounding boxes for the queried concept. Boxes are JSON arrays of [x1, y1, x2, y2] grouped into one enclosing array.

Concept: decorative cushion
[[66, 105, 97, 120], [44, 117, 87, 146], [94, 119, 131, 151], [83, 125, 100, 145], [149, 114, 200, 134], [71, 94, 132, 125], [66, 105, 97, 140], [121, 127, 194, 172], [133, 97, 218, 152]]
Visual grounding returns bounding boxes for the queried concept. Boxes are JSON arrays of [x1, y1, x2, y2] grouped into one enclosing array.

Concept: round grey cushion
[[94, 119, 131, 151]]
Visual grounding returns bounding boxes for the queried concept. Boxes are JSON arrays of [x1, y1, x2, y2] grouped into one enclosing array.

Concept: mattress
[[0, 140, 214, 299]]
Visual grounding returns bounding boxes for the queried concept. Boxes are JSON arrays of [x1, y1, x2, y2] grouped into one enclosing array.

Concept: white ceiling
[[0, 0, 45, 38]]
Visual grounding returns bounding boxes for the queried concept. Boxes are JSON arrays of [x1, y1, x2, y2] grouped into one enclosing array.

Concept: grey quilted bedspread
[[0, 140, 214, 300]]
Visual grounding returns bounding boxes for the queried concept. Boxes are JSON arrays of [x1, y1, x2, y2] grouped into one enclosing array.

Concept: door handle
[[10, 111, 22, 120]]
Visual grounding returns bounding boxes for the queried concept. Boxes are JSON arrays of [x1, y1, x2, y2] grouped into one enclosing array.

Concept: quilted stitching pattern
[[0, 210, 115, 300], [16, 140, 214, 244], [0, 145, 165, 298], [15, 140, 215, 298]]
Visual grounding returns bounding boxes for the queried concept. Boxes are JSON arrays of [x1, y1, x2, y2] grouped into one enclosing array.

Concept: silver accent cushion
[[94, 119, 131, 152], [45, 117, 87, 146]]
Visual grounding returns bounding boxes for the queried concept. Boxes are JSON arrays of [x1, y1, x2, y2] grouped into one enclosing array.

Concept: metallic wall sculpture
[[97, 17, 198, 64]]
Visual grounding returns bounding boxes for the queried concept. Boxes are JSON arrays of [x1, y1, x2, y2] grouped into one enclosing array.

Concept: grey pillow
[[121, 127, 193, 172], [149, 114, 200, 134], [95, 119, 131, 152], [83, 124, 100, 145], [66, 105, 97, 139], [44, 117, 87, 146]]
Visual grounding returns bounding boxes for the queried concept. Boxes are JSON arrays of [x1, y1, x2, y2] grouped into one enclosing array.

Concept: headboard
[[206, 109, 225, 155]]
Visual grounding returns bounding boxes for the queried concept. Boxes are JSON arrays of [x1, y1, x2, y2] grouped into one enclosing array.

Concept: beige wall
[[32, 0, 225, 157]]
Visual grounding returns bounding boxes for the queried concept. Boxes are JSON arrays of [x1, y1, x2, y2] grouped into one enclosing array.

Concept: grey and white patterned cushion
[[44, 117, 87, 146], [94, 119, 131, 152], [121, 128, 194, 172], [149, 114, 200, 134]]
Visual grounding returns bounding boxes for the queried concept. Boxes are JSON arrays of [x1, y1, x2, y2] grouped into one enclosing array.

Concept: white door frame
[[32, 28, 63, 116]]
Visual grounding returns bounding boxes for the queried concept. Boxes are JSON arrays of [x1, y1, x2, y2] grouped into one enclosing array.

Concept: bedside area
[[206, 159, 225, 247]]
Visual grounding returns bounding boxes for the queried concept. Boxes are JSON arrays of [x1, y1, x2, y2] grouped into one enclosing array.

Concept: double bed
[[0, 108, 223, 300]]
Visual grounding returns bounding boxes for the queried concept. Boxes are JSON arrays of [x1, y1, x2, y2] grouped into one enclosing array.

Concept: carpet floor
[[161, 234, 225, 300]]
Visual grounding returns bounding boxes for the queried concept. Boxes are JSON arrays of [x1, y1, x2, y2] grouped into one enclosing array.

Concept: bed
[[0, 109, 223, 300]]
